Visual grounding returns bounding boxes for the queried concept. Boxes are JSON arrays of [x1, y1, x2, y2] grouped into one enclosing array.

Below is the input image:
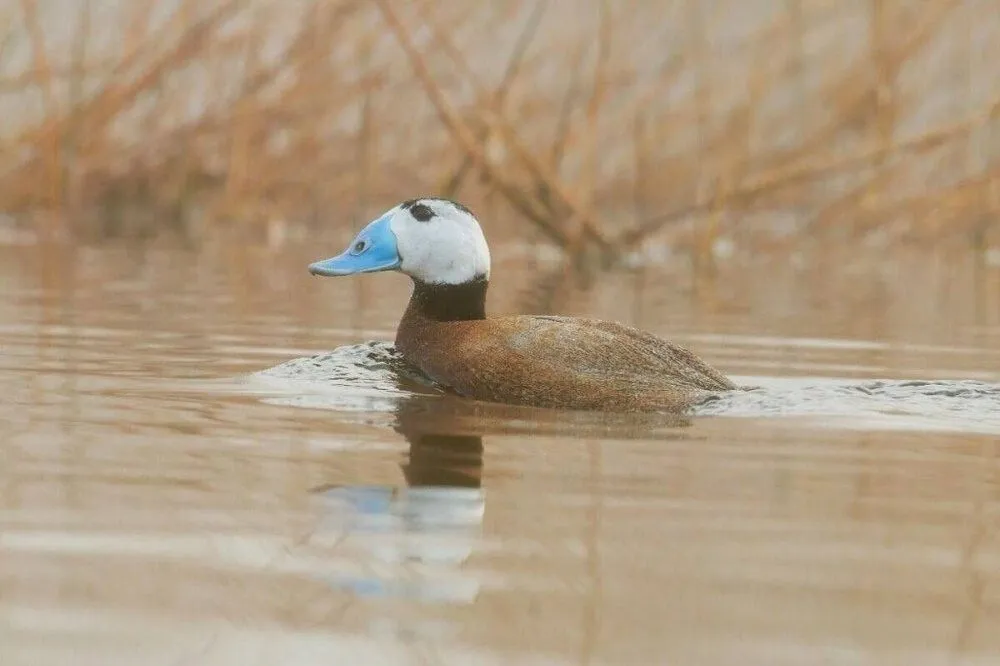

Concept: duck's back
[[396, 313, 734, 412]]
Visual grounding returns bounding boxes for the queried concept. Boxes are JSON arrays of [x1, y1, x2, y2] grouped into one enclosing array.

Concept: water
[[3, 241, 1000, 665]]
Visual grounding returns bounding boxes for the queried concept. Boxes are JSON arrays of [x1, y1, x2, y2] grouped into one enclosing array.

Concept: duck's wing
[[495, 315, 735, 392]]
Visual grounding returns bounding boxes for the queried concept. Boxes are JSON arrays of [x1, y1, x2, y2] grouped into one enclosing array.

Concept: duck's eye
[[351, 240, 367, 254]]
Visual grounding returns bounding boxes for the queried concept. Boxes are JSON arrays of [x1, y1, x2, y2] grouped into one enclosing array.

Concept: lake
[[2, 239, 999, 665]]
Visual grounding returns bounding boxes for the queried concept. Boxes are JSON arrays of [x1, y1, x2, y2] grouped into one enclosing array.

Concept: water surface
[[2, 241, 1000, 665]]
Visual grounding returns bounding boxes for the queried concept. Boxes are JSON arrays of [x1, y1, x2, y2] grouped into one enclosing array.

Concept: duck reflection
[[307, 384, 694, 605], [310, 397, 488, 605], [398, 414, 484, 489]]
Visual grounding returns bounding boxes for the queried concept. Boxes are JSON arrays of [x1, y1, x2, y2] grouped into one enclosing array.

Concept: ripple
[[247, 343, 1000, 435], [240, 341, 443, 412], [699, 377, 1000, 434], [255, 341, 429, 385]]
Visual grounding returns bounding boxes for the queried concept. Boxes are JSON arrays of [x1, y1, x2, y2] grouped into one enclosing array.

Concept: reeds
[[0, 0, 997, 259]]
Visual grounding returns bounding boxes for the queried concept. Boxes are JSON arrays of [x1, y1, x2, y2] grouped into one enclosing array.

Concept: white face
[[387, 198, 491, 285]]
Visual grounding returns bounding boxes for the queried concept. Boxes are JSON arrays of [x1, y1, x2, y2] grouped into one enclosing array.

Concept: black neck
[[407, 277, 488, 322]]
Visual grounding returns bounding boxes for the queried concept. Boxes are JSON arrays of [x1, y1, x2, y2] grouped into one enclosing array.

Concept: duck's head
[[309, 198, 490, 285]]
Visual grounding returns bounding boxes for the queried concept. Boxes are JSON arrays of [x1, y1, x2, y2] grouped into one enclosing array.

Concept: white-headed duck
[[308, 198, 736, 412]]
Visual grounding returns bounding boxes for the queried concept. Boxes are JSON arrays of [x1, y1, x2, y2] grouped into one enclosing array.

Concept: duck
[[308, 197, 736, 413]]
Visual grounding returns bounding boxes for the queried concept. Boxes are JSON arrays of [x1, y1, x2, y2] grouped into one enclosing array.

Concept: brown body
[[394, 279, 735, 413]]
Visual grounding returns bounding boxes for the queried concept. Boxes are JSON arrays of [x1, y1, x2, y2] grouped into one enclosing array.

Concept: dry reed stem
[[19, 0, 61, 216], [568, 0, 612, 264], [0, 0, 995, 259], [373, 0, 611, 251], [405, 0, 615, 252], [439, 0, 548, 198], [620, 93, 1000, 249]]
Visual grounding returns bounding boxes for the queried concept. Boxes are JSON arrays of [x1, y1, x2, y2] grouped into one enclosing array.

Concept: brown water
[[3, 241, 1000, 666]]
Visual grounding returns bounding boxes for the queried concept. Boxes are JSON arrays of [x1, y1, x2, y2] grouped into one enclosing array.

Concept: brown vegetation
[[0, 0, 998, 263]]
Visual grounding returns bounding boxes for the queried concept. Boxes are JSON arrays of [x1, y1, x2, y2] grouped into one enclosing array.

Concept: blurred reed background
[[0, 0, 998, 267]]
